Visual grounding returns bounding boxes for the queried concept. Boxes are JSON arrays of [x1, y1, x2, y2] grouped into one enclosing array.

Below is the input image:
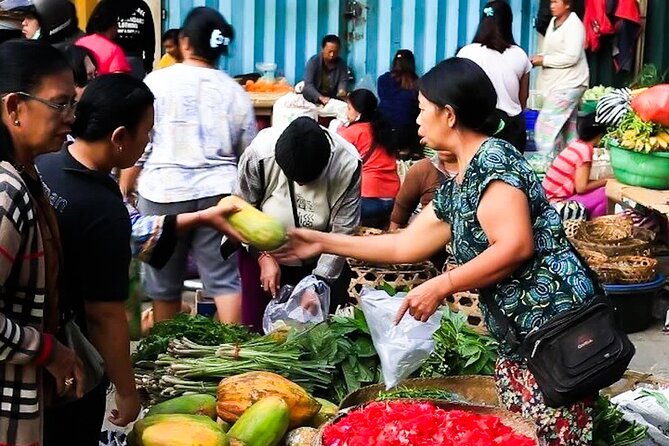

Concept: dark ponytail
[[0, 39, 71, 162], [418, 57, 500, 136], [181, 7, 234, 64], [348, 89, 397, 155]]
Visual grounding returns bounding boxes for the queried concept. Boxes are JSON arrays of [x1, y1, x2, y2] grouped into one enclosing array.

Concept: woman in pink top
[[338, 88, 400, 228], [542, 112, 609, 219], [76, 0, 131, 75]]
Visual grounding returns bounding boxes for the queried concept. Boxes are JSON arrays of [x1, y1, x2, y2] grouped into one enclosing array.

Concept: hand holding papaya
[[273, 228, 324, 264]]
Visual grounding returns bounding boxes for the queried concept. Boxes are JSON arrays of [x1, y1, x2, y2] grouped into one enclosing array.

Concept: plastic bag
[[272, 92, 318, 131], [611, 388, 669, 445], [631, 84, 669, 126], [262, 275, 330, 334], [359, 288, 441, 389]]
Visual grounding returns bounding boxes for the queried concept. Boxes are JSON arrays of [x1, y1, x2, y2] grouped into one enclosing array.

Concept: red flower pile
[[323, 400, 536, 446]]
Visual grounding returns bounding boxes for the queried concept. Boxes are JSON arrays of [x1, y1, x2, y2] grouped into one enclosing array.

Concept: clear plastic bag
[[262, 275, 330, 334], [359, 288, 441, 389]]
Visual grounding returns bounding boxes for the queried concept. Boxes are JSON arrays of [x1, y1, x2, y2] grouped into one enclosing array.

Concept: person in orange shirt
[[337, 88, 400, 228]]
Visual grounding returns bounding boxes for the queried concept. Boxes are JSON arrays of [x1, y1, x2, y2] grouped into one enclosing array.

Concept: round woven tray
[[338, 376, 500, 409], [443, 260, 488, 334], [578, 215, 634, 243], [313, 400, 539, 446], [347, 260, 438, 300]]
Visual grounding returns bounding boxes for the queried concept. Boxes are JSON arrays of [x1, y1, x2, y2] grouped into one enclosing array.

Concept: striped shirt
[[542, 140, 593, 201]]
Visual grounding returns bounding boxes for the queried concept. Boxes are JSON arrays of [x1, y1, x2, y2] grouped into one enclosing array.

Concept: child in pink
[[542, 113, 609, 219]]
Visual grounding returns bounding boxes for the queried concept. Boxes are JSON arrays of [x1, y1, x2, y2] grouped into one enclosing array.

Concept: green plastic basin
[[608, 140, 669, 189]]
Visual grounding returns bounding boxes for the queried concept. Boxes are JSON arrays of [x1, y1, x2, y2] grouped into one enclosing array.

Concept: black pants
[[44, 379, 109, 446], [497, 112, 527, 154]]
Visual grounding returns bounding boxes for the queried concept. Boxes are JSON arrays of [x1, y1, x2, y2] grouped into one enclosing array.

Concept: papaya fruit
[[310, 398, 338, 428], [284, 427, 318, 446], [146, 394, 217, 420], [218, 196, 286, 251], [216, 371, 321, 428], [130, 414, 226, 446], [227, 396, 289, 446]]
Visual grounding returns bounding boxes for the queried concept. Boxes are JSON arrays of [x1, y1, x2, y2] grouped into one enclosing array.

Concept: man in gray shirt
[[302, 34, 349, 105]]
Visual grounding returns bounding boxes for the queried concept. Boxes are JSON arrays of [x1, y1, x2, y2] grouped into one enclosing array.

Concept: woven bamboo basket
[[593, 255, 658, 284], [347, 227, 438, 300], [443, 260, 488, 334], [313, 400, 540, 446], [578, 214, 634, 242]]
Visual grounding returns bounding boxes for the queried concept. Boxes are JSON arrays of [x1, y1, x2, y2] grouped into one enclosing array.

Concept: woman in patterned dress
[[276, 57, 597, 445]]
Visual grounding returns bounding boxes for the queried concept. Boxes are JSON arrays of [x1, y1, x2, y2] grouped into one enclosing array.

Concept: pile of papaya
[[129, 371, 338, 446], [244, 79, 294, 94]]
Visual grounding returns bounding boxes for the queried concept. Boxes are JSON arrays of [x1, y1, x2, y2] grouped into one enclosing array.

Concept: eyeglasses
[[15, 92, 77, 116]]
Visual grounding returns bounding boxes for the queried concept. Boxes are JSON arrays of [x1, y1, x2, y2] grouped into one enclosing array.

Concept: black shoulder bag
[[479, 246, 635, 408]]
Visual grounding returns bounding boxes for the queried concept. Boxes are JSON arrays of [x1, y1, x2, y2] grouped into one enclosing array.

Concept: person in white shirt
[[530, 0, 589, 163], [457, 0, 532, 152], [119, 7, 257, 324]]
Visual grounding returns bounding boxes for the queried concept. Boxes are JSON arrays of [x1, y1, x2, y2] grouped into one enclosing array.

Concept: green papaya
[[311, 398, 338, 427], [146, 394, 217, 420], [218, 196, 286, 251], [130, 414, 226, 446], [227, 396, 289, 446]]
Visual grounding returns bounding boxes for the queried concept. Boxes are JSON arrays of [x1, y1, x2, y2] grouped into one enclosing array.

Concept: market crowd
[[0, 0, 623, 445]]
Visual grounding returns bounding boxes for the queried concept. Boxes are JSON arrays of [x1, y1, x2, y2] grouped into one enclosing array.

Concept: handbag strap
[[287, 180, 301, 228], [477, 240, 605, 352]]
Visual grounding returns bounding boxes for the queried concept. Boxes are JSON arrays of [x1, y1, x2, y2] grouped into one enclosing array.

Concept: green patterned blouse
[[433, 138, 596, 355]]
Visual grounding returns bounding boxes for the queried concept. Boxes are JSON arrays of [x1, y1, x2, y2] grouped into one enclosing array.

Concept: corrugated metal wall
[[162, 0, 540, 85]]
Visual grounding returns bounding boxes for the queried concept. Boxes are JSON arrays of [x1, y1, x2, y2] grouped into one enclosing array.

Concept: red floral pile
[[322, 401, 536, 446]]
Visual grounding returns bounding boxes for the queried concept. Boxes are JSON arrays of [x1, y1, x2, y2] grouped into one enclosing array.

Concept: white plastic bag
[[272, 92, 318, 131], [359, 288, 441, 389], [262, 275, 330, 334], [612, 388, 669, 445]]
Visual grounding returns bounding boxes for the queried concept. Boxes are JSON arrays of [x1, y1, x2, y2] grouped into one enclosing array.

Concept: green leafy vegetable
[[377, 387, 460, 401], [132, 313, 257, 362], [419, 307, 498, 378], [593, 395, 647, 446]]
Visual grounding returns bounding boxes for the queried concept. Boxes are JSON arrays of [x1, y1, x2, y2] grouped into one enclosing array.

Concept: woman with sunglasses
[[0, 39, 83, 446]]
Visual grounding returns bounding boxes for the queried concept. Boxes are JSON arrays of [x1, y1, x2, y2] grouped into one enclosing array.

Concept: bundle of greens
[[377, 387, 459, 402], [593, 395, 647, 446], [132, 313, 258, 362], [420, 307, 498, 378], [293, 308, 382, 403]]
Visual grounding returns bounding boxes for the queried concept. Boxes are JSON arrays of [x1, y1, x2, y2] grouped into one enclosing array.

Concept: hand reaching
[[394, 277, 447, 324], [272, 228, 323, 264]]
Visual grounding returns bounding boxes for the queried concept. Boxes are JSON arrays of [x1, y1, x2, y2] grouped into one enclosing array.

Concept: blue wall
[[162, 0, 540, 85]]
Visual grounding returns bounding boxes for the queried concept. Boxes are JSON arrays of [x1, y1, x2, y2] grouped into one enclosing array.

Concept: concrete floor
[[628, 320, 669, 378]]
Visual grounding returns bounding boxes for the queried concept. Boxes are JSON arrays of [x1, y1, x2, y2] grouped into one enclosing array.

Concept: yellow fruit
[[657, 131, 669, 145], [227, 396, 290, 446], [218, 196, 286, 251], [216, 371, 321, 428], [132, 414, 227, 446]]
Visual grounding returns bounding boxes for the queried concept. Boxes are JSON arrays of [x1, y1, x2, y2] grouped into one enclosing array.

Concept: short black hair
[[577, 112, 606, 142], [71, 73, 155, 141], [62, 45, 98, 88], [472, 1, 517, 53], [162, 28, 180, 44], [321, 34, 341, 48], [85, 0, 123, 35], [181, 7, 234, 63]]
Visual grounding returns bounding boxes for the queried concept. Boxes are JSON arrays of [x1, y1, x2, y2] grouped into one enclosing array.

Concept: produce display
[[226, 396, 290, 446], [377, 387, 459, 402], [218, 196, 287, 251], [420, 307, 498, 378], [322, 401, 536, 446], [583, 85, 615, 102], [145, 394, 217, 419], [129, 414, 227, 446], [244, 78, 293, 93], [606, 111, 669, 153]]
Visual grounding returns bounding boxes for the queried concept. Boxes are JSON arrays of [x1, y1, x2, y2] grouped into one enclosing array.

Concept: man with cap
[[235, 116, 362, 331]]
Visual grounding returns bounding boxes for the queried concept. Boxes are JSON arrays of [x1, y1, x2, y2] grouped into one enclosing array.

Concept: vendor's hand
[[45, 340, 86, 398], [530, 55, 544, 67], [394, 278, 447, 324], [273, 228, 323, 264], [319, 96, 330, 105], [108, 389, 141, 427], [300, 289, 320, 316], [199, 203, 247, 242], [259, 254, 281, 298]]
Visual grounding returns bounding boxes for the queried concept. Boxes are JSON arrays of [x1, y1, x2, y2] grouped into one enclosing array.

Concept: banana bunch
[[611, 111, 669, 153]]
